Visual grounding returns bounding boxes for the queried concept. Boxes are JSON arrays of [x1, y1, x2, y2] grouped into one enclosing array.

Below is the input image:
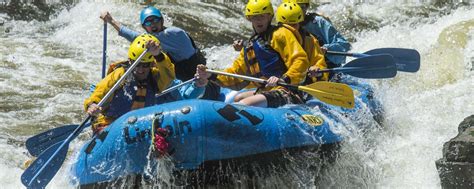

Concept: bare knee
[[237, 94, 267, 107], [233, 90, 255, 102]]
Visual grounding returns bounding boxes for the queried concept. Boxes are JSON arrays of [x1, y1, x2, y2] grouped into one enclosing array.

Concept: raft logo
[[216, 104, 263, 125], [301, 115, 324, 126]]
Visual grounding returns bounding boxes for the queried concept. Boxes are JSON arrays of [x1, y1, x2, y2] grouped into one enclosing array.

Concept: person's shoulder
[[310, 12, 332, 24], [279, 24, 298, 33], [109, 66, 126, 78], [164, 26, 187, 35], [98, 66, 125, 85], [161, 27, 191, 41], [273, 25, 295, 39]]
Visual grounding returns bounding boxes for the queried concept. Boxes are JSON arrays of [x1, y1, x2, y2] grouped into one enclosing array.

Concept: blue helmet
[[140, 6, 162, 25]]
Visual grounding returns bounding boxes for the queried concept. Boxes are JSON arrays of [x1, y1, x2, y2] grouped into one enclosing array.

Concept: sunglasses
[[143, 17, 161, 27]]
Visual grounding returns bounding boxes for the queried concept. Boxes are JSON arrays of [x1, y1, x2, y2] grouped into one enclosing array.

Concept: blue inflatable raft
[[71, 78, 382, 186]]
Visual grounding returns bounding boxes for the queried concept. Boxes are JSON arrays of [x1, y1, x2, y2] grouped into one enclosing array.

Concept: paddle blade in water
[[26, 124, 78, 157], [21, 141, 68, 188]]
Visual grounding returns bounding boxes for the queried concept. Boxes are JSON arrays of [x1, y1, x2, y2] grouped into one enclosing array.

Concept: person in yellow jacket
[[198, 0, 310, 108], [275, 2, 329, 82], [285, 0, 351, 68], [85, 34, 208, 134]]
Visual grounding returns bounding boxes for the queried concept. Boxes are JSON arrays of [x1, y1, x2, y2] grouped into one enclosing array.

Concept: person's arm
[[150, 40, 207, 100], [215, 50, 254, 90], [307, 35, 329, 81], [157, 55, 208, 100], [167, 79, 206, 100], [152, 53, 176, 80], [182, 80, 206, 99], [100, 11, 139, 42], [100, 11, 122, 32], [118, 26, 140, 42], [84, 68, 125, 114]]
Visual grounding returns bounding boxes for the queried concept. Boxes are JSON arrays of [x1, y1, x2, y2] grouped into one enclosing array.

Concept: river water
[[0, 0, 473, 188]]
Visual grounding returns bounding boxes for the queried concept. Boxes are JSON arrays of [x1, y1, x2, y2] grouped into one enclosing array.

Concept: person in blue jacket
[[100, 6, 220, 100], [286, 0, 351, 68]]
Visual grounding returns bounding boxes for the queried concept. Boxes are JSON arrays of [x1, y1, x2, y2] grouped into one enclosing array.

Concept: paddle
[[25, 77, 199, 157], [101, 21, 107, 78], [27, 22, 105, 158], [26, 124, 77, 157], [21, 49, 150, 189], [317, 54, 397, 79], [326, 48, 420, 72], [155, 77, 197, 97], [206, 69, 355, 109]]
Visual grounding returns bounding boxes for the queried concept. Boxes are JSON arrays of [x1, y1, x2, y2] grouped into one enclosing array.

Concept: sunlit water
[[1, 1, 473, 188]]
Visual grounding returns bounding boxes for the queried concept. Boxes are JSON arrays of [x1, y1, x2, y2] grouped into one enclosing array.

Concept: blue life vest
[[244, 26, 287, 78], [104, 76, 173, 118]]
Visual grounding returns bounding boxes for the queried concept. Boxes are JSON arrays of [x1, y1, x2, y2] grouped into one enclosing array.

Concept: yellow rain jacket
[[215, 25, 310, 91], [84, 53, 175, 132], [282, 24, 328, 82]]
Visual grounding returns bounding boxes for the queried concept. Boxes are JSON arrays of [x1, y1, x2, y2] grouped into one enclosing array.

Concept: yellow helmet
[[276, 3, 304, 24], [245, 0, 274, 17], [282, 0, 310, 4], [128, 34, 159, 63]]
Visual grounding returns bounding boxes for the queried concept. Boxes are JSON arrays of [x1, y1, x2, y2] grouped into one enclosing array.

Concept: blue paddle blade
[[26, 124, 78, 157], [21, 141, 68, 188], [332, 54, 397, 79], [364, 48, 420, 72]]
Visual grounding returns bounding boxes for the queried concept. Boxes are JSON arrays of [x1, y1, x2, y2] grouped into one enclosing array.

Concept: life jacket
[[243, 25, 287, 80], [98, 64, 174, 117], [104, 74, 159, 118], [88, 54, 176, 134], [92, 73, 171, 134]]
